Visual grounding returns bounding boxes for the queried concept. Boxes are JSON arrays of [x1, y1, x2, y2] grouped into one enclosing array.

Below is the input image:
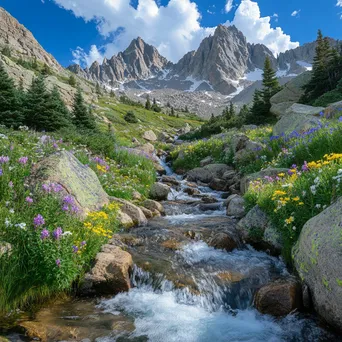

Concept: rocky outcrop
[[270, 72, 312, 117], [0, 7, 61, 71], [324, 100, 342, 119], [273, 103, 324, 136], [111, 197, 148, 226], [142, 199, 165, 216], [293, 198, 342, 330], [29, 151, 109, 217], [255, 278, 303, 317], [229, 134, 264, 164], [149, 182, 170, 201], [226, 195, 245, 218], [80, 244, 133, 296], [142, 130, 157, 142], [238, 205, 282, 253], [187, 164, 232, 184], [208, 232, 240, 252]]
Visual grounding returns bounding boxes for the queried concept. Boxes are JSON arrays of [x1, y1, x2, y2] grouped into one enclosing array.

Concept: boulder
[[209, 178, 227, 191], [142, 130, 157, 142], [227, 195, 245, 218], [111, 197, 147, 226], [29, 151, 109, 217], [150, 182, 170, 201], [208, 232, 239, 252], [183, 187, 201, 196], [132, 191, 142, 201], [200, 156, 214, 167], [237, 206, 282, 253], [80, 245, 133, 296], [229, 134, 264, 164], [240, 168, 289, 194], [273, 104, 324, 136], [139, 206, 153, 219], [117, 211, 134, 229], [293, 198, 342, 330], [161, 175, 180, 186], [136, 143, 155, 155], [255, 278, 303, 317], [324, 100, 342, 119], [270, 72, 312, 117], [142, 199, 165, 215], [187, 164, 232, 184], [199, 203, 222, 212]]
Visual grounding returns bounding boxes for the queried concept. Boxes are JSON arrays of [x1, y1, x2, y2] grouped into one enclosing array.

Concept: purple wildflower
[[40, 228, 50, 240], [18, 157, 28, 165], [72, 245, 79, 253], [80, 241, 87, 247], [0, 169, 2, 176], [53, 227, 63, 240], [62, 204, 69, 211], [63, 195, 74, 205], [8, 181, 13, 188], [33, 214, 45, 227], [302, 161, 309, 172], [339, 116, 342, 122], [25, 196, 33, 204], [0, 156, 9, 163], [291, 164, 297, 169], [42, 183, 51, 193], [56, 259, 61, 267], [52, 183, 63, 193]]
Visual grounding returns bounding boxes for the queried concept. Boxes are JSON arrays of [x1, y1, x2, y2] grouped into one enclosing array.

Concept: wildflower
[[278, 173, 285, 177], [72, 245, 79, 253], [63, 195, 74, 205], [292, 226, 297, 231], [42, 183, 51, 192], [15, 222, 27, 230], [5, 218, 11, 227], [53, 227, 63, 240], [18, 157, 28, 165], [310, 185, 317, 195], [299, 202, 304, 205], [301, 161, 309, 172], [8, 181, 13, 188], [9, 209, 14, 214], [62, 231, 72, 236], [0, 156, 9, 163], [339, 116, 342, 122], [40, 229, 50, 240], [315, 204, 322, 209], [33, 214, 45, 227], [56, 259, 61, 267], [285, 216, 295, 225], [80, 241, 87, 247], [292, 196, 300, 202], [26, 196, 33, 204], [0, 169, 2, 176]]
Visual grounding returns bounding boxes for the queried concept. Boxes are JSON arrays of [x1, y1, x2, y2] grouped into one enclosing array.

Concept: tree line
[[0, 62, 95, 131]]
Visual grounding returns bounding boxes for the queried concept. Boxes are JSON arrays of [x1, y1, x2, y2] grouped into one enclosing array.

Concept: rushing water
[[95, 164, 337, 342]]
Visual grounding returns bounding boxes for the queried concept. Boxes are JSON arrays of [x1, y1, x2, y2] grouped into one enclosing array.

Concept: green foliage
[[41, 63, 52, 76], [68, 74, 77, 87], [301, 30, 342, 104], [1, 45, 11, 57], [145, 96, 151, 110], [312, 78, 342, 107], [17, 57, 38, 71], [124, 110, 138, 123], [248, 57, 280, 125], [95, 83, 102, 95], [72, 87, 96, 130], [151, 98, 162, 113], [0, 62, 24, 128], [110, 89, 115, 98], [119, 95, 143, 107]]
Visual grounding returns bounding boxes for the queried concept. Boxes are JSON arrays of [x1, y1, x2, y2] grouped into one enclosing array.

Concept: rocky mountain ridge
[[68, 24, 334, 96]]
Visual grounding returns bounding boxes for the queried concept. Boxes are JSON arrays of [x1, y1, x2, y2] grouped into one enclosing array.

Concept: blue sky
[[1, 0, 341, 67]]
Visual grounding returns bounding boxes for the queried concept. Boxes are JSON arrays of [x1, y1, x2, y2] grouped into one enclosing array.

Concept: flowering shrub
[[0, 128, 121, 313], [245, 153, 342, 259]]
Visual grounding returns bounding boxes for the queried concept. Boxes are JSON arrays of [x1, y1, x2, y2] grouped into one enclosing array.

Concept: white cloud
[[228, 0, 299, 56], [225, 0, 234, 13], [53, 0, 298, 66], [337, 0, 342, 7], [291, 10, 301, 17], [53, 0, 214, 65]]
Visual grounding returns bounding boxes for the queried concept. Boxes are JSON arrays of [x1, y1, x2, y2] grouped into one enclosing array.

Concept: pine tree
[[110, 89, 115, 98], [227, 102, 235, 120], [41, 63, 51, 76], [185, 105, 189, 113], [0, 62, 23, 128], [72, 87, 96, 130], [24, 74, 51, 130], [145, 96, 151, 110], [170, 107, 175, 117], [248, 90, 266, 125], [166, 101, 171, 108], [262, 56, 280, 111], [68, 74, 77, 87], [153, 98, 156, 105], [95, 83, 102, 95], [46, 86, 72, 130]]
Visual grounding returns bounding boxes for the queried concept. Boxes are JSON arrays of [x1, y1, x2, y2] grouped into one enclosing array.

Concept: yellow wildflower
[[285, 216, 295, 225]]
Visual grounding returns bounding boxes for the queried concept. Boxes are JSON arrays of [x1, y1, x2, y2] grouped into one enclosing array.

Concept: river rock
[[117, 211, 134, 228], [81, 245, 133, 296], [142, 130, 157, 142], [209, 178, 228, 191], [132, 191, 142, 201], [161, 175, 180, 186], [238, 205, 282, 253], [111, 197, 147, 226], [200, 156, 214, 167], [255, 278, 303, 317], [227, 195, 245, 218], [29, 151, 109, 217], [208, 232, 239, 252], [240, 167, 289, 194], [229, 134, 264, 164], [150, 182, 170, 201], [142, 199, 165, 215], [273, 104, 324, 136], [136, 143, 155, 155], [199, 203, 222, 212], [183, 187, 201, 196], [139, 206, 154, 219], [293, 198, 342, 330], [187, 164, 232, 184]]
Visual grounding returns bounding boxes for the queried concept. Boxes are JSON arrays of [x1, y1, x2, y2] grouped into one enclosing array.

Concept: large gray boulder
[[273, 104, 324, 136], [293, 198, 342, 330], [187, 164, 232, 184], [227, 195, 245, 218], [29, 151, 109, 217], [240, 168, 289, 194], [142, 130, 157, 142], [237, 205, 282, 253], [270, 72, 312, 117], [150, 182, 170, 201], [111, 197, 148, 226], [324, 100, 342, 119]]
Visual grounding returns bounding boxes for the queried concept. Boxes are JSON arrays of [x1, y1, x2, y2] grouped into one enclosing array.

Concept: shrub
[[124, 110, 138, 123]]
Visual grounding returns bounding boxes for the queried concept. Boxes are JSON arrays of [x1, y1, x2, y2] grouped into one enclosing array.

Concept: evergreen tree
[[153, 98, 156, 105], [166, 101, 171, 108], [248, 90, 266, 125], [68, 74, 77, 87], [24, 75, 52, 130], [0, 62, 23, 128], [110, 89, 115, 98], [185, 105, 189, 113], [95, 83, 102, 95], [228, 102, 235, 120], [1, 45, 11, 58], [72, 87, 96, 130], [145, 96, 151, 110], [46, 86, 72, 130], [170, 107, 175, 117], [41, 63, 51, 76]]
